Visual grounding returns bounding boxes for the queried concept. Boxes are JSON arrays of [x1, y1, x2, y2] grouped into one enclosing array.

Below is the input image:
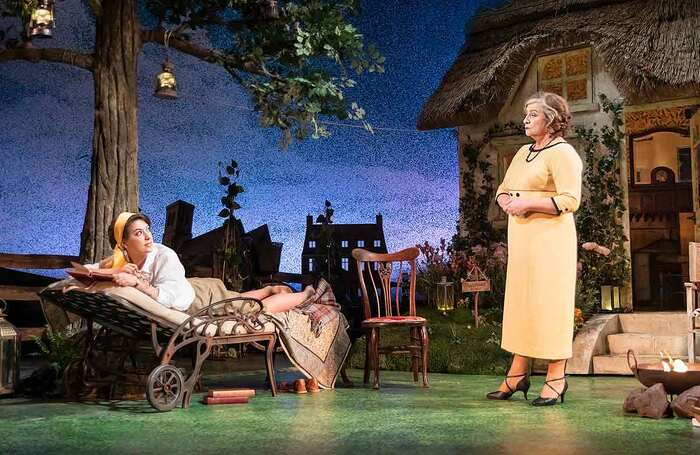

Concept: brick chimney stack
[[162, 200, 194, 252]]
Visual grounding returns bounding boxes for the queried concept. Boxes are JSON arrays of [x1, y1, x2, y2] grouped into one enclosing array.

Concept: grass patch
[[345, 306, 510, 375]]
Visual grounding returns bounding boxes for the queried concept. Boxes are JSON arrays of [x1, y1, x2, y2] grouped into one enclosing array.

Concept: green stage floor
[[2, 369, 700, 454]]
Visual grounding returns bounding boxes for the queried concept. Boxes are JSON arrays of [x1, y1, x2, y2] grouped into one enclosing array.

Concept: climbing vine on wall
[[450, 103, 629, 318], [575, 94, 631, 316], [452, 134, 503, 250]]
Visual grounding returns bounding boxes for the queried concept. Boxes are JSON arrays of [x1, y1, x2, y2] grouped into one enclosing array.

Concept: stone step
[[594, 354, 661, 375], [607, 333, 687, 356], [592, 354, 693, 375], [618, 312, 687, 336]]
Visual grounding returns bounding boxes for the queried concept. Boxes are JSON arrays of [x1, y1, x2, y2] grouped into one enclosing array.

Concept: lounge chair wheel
[[147, 364, 184, 412]]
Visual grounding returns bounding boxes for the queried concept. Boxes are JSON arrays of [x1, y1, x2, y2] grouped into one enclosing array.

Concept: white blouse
[[88, 243, 195, 311]]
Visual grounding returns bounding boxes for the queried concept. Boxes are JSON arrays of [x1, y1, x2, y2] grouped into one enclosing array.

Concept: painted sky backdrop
[[0, 0, 503, 274]]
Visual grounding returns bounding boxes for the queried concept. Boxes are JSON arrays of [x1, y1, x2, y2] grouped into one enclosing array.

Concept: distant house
[[162, 200, 282, 279], [301, 214, 387, 303], [418, 0, 700, 311]]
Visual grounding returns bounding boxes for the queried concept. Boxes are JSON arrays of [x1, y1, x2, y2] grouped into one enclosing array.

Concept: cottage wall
[[454, 44, 700, 310], [455, 47, 635, 306], [456, 48, 624, 232]]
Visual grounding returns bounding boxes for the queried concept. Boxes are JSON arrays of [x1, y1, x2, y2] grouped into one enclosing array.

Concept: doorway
[[628, 130, 692, 310]]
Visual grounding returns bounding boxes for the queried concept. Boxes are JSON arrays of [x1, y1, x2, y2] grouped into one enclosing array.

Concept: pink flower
[[493, 244, 507, 264]]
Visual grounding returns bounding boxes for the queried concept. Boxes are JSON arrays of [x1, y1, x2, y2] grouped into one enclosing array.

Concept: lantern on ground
[[601, 285, 622, 312], [154, 58, 178, 99], [28, 0, 55, 38], [0, 300, 20, 396], [436, 276, 454, 314]]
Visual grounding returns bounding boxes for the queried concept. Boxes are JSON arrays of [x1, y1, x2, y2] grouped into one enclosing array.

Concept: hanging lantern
[[436, 276, 455, 314], [0, 299, 20, 396], [154, 59, 178, 99], [28, 0, 55, 38], [260, 0, 280, 19], [601, 285, 622, 312]]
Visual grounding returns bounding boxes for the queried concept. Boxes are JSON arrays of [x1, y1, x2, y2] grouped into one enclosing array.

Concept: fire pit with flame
[[627, 350, 700, 395]]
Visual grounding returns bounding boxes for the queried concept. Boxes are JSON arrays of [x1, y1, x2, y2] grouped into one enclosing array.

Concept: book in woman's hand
[[66, 262, 115, 283]]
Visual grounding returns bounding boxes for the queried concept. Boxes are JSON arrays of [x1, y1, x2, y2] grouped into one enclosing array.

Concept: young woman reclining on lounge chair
[[86, 212, 317, 314]]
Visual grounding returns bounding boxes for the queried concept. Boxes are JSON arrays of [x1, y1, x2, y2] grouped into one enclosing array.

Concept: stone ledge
[[533, 314, 620, 374], [618, 312, 687, 336], [592, 354, 690, 375], [569, 314, 621, 374]]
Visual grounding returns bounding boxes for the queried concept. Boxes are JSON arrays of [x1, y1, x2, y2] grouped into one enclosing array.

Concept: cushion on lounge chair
[[42, 279, 275, 337]]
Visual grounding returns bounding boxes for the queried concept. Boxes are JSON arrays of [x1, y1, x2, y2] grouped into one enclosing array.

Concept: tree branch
[[141, 28, 278, 80], [86, 0, 102, 17], [0, 46, 94, 71]]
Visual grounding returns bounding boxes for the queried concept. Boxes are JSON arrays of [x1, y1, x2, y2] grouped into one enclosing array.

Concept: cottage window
[[537, 47, 592, 107], [341, 240, 349, 248], [308, 240, 316, 248], [308, 258, 315, 272], [341, 257, 349, 271], [373, 240, 381, 247], [357, 240, 365, 247]]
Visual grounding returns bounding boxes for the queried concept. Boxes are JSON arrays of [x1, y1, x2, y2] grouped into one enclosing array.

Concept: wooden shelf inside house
[[628, 183, 692, 219]]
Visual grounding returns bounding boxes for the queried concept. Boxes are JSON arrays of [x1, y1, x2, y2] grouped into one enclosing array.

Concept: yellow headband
[[111, 212, 135, 270]]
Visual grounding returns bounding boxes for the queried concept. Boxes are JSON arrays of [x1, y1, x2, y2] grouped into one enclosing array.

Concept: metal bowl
[[627, 350, 700, 395]]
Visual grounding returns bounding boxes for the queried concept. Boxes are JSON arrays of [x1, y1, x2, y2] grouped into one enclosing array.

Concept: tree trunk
[[79, 0, 140, 262]]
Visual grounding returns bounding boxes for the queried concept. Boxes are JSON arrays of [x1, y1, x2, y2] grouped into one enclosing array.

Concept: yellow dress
[[495, 141, 583, 359]]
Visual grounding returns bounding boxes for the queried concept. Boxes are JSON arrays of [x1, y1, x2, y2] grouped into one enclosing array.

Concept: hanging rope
[[214, 101, 424, 133], [164, 28, 173, 60]]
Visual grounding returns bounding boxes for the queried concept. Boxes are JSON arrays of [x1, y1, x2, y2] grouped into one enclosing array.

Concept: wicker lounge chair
[[40, 281, 278, 411]]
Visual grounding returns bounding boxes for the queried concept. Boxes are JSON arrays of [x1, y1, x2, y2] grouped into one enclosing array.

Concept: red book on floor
[[204, 396, 249, 405], [208, 388, 256, 398]]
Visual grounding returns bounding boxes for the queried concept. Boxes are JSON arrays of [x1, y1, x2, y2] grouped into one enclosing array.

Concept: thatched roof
[[417, 0, 700, 130]]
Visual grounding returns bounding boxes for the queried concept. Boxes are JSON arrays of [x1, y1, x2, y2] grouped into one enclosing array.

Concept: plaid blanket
[[295, 278, 341, 337]]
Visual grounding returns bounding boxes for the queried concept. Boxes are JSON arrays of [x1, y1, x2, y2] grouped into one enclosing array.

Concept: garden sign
[[461, 257, 490, 327]]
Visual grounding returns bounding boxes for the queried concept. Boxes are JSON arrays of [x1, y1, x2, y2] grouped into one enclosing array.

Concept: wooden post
[[461, 258, 490, 328], [686, 282, 697, 364]]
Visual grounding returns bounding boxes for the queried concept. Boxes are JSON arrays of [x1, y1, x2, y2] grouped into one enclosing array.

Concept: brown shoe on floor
[[306, 377, 320, 393], [293, 379, 307, 394], [278, 381, 292, 393]]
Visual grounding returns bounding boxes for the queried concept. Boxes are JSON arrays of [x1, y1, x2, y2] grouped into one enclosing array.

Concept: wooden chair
[[352, 247, 429, 389]]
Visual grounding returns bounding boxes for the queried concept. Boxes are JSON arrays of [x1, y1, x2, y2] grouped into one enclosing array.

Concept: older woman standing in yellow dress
[[487, 92, 582, 406]]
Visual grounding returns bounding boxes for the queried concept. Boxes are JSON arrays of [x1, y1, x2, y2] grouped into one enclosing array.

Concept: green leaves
[[213, 0, 385, 147], [455, 133, 502, 251], [228, 184, 244, 196], [575, 95, 630, 317], [217, 159, 244, 218], [347, 101, 365, 120]]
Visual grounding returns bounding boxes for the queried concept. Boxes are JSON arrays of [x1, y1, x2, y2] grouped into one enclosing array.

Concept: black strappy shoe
[[531, 377, 568, 406], [486, 373, 530, 400]]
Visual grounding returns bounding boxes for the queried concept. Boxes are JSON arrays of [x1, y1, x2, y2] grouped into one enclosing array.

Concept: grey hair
[[524, 92, 572, 137]]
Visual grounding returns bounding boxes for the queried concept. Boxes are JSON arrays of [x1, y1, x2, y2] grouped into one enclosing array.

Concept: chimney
[[376, 213, 383, 227], [307, 214, 313, 226], [162, 200, 194, 251]]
